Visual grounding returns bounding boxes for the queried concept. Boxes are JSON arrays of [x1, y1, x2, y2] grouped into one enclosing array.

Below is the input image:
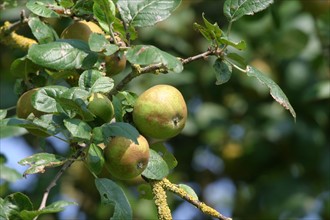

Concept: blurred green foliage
[[0, 0, 329, 219]]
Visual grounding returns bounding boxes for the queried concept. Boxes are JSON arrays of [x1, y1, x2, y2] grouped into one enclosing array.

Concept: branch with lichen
[[0, 11, 37, 51], [150, 180, 173, 220], [160, 178, 232, 220]]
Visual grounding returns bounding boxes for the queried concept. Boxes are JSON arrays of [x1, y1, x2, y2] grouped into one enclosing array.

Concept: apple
[[104, 135, 150, 180], [60, 20, 103, 42], [87, 93, 114, 124], [133, 85, 188, 140]]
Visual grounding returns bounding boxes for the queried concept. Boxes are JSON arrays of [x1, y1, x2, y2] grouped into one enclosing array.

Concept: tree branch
[[161, 178, 232, 220], [150, 180, 172, 220], [34, 145, 86, 219]]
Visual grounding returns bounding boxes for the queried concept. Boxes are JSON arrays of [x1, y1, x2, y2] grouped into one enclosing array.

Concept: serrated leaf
[[20, 201, 77, 220], [86, 143, 104, 175], [91, 77, 114, 93], [213, 59, 232, 85], [0, 109, 7, 120], [117, 0, 181, 27], [95, 178, 132, 220], [220, 37, 246, 50], [27, 40, 98, 70], [0, 164, 22, 182], [195, 13, 224, 44], [32, 86, 68, 113], [26, 0, 60, 18], [1, 192, 33, 220], [126, 45, 183, 73], [78, 70, 103, 91], [93, 0, 116, 33], [224, 0, 274, 22], [246, 65, 296, 119], [178, 184, 199, 200], [150, 142, 177, 170], [28, 16, 57, 44], [18, 153, 67, 176], [101, 122, 139, 144], [142, 149, 169, 180], [63, 118, 92, 141]]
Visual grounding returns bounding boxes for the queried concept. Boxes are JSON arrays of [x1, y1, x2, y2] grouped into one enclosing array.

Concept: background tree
[[0, 0, 329, 219]]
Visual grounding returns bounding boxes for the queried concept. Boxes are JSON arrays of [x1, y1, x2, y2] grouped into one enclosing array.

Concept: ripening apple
[[133, 85, 188, 140], [87, 93, 114, 125], [104, 135, 150, 180], [60, 20, 103, 42]]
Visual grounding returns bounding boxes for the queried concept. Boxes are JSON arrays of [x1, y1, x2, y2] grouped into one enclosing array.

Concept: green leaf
[[117, 0, 181, 27], [18, 153, 67, 177], [178, 184, 199, 200], [10, 56, 40, 78], [0, 125, 27, 138], [220, 37, 246, 50], [1, 192, 33, 220], [246, 65, 296, 119], [20, 201, 77, 220], [32, 86, 68, 113], [78, 70, 103, 91], [224, 0, 274, 22], [126, 45, 183, 73], [213, 59, 232, 85], [58, 90, 94, 121], [58, 0, 74, 8], [142, 149, 169, 180], [193, 13, 224, 44], [0, 164, 22, 182], [0, 109, 7, 120], [112, 95, 123, 122], [28, 16, 57, 44], [2, 116, 62, 136], [91, 77, 114, 93], [226, 52, 247, 70], [86, 143, 104, 175], [27, 40, 98, 70], [91, 127, 105, 144], [95, 178, 132, 220], [26, 0, 60, 18], [89, 33, 119, 55], [63, 118, 92, 141], [101, 122, 139, 144], [93, 0, 116, 33], [150, 142, 177, 170]]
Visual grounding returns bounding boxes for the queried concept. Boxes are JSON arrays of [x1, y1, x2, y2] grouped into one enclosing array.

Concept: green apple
[[133, 84, 188, 140], [87, 93, 114, 124], [104, 135, 150, 180], [16, 88, 49, 137], [61, 20, 103, 42]]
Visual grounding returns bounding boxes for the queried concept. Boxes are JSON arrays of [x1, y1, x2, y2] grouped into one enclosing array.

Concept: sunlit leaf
[[27, 40, 98, 70], [93, 0, 116, 33], [142, 149, 169, 180], [32, 86, 68, 113], [117, 0, 181, 27], [78, 70, 103, 91], [63, 118, 92, 141], [28, 16, 57, 44], [246, 65, 296, 119], [150, 142, 177, 170], [224, 0, 274, 22], [126, 45, 183, 73], [26, 0, 60, 18], [18, 153, 67, 177], [178, 184, 199, 200], [101, 122, 139, 144], [91, 77, 114, 93]]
